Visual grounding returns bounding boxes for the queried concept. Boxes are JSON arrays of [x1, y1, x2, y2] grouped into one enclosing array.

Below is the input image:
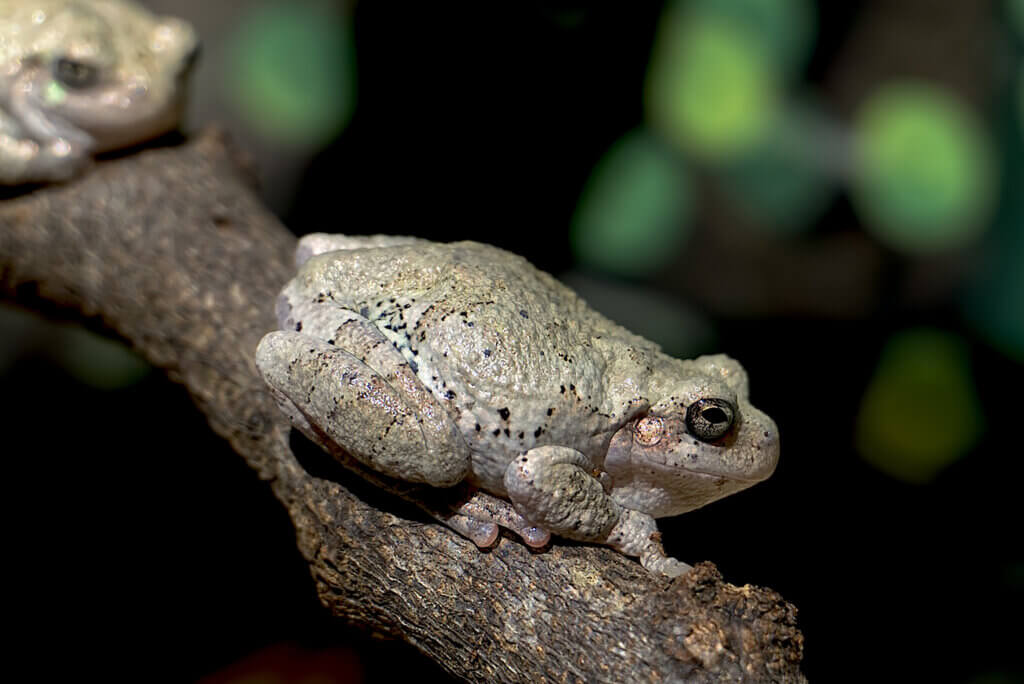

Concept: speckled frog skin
[[256, 234, 780, 576], [0, 0, 198, 184]]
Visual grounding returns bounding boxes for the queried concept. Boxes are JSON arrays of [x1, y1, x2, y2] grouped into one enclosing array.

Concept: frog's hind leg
[[256, 330, 470, 487]]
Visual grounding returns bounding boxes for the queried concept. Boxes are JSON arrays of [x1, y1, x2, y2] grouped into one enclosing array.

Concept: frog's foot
[[608, 508, 692, 578], [450, 490, 551, 548], [403, 487, 549, 549], [643, 554, 692, 578]]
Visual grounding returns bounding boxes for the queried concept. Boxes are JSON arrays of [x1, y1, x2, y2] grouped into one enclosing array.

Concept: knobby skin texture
[[256, 234, 779, 577]]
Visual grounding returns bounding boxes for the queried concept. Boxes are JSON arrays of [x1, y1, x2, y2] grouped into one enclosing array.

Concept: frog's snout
[[740, 406, 780, 483], [181, 41, 201, 75]]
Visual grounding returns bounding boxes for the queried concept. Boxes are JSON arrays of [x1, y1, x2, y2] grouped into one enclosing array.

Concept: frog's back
[[301, 240, 645, 373], [306, 240, 592, 322], [298, 241, 662, 477]]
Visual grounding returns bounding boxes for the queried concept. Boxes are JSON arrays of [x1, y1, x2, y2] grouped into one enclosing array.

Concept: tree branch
[[0, 129, 805, 683]]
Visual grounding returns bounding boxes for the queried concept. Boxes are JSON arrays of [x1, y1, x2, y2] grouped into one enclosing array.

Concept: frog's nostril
[[759, 427, 780, 457]]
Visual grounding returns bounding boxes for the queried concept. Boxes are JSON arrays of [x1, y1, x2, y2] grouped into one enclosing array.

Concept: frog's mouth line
[[644, 438, 778, 482], [638, 431, 777, 483], [679, 466, 768, 484]]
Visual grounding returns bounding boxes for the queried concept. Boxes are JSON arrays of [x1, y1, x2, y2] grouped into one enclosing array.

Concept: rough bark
[[0, 129, 806, 683]]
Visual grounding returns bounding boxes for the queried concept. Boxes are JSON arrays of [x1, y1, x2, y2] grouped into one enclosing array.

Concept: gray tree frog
[[0, 0, 198, 184], [256, 234, 780, 577]]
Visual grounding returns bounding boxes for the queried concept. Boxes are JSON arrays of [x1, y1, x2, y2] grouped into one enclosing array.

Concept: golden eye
[[634, 415, 664, 447]]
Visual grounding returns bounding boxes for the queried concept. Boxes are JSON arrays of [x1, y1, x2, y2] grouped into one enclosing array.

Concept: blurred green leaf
[[0, 304, 41, 373], [55, 327, 151, 390], [962, 98, 1024, 362], [964, 227, 1024, 363], [717, 101, 837, 235], [0, 306, 150, 389], [686, 0, 816, 77], [856, 329, 984, 484], [851, 82, 994, 253], [570, 129, 692, 277], [1008, 0, 1024, 39], [646, 7, 779, 160], [1017, 63, 1024, 138], [223, 2, 355, 147]]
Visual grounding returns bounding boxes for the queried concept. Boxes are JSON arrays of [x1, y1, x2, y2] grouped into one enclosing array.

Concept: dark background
[[3, 1, 1022, 682]]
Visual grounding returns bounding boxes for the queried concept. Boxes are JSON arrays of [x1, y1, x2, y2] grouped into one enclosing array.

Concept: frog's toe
[[518, 525, 551, 548], [642, 554, 692, 578], [445, 513, 500, 548], [444, 489, 550, 549]]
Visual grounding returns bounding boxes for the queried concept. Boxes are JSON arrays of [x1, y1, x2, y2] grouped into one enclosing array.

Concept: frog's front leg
[[256, 328, 471, 487], [0, 73, 93, 183], [0, 131, 92, 184], [504, 446, 691, 577]]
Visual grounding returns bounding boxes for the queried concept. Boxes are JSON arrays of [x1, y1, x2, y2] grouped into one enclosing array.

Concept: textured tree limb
[[0, 129, 805, 683]]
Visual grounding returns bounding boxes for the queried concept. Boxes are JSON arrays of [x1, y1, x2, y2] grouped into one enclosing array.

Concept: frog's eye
[[686, 398, 735, 442], [54, 58, 99, 89], [634, 415, 665, 447]]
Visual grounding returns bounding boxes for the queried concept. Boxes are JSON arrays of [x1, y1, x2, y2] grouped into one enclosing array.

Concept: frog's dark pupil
[[701, 407, 728, 424], [55, 58, 98, 89]]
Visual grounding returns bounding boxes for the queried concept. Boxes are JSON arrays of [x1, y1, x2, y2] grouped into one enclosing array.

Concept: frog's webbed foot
[[644, 554, 692, 578], [608, 508, 692, 578], [413, 487, 550, 549]]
